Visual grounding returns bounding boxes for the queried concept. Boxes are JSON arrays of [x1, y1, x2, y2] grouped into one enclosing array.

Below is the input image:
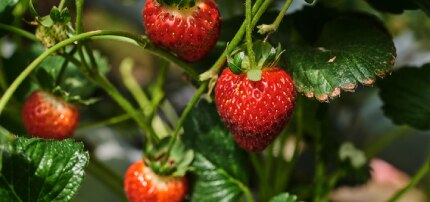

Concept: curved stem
[[0, 30, 196, 115], [120, 58, 151, 113], [56, 47, 77, 86], [59, 0, 68, 10], [245, 0, 256, 70], [161, 81, 208, 166], [240, 183, 255, 202], [257, 0, 293, 35], [78, 113, 132, 131], [199, 0, 272, 81], [0, 23, 38, 41], [61, 53, 159, 143], [89, 36, 197, 80], [148, 60, 169, 120], [387, 158, 429, 202]]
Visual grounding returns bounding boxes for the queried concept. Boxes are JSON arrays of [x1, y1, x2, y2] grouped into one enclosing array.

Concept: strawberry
[[215, 42, 296, 151], [21, 90, 79, 139], [124, 160, 188, 202], [143, 0, 221, 62]]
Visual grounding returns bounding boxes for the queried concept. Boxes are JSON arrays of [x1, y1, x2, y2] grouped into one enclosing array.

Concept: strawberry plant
[[0, 0, 429, 201]]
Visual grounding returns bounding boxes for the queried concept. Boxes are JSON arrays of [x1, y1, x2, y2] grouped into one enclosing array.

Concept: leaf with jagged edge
[[285, 13, 396, 102], [379, 64, 430, 130], [0, 137, 89, 201], [183, 101, 249, 202]]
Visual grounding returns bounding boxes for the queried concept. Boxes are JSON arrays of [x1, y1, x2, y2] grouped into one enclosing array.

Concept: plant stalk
[[199, 0, 272, 81], [59, 0, 68, 10], [0, 30, 196, 115], [387, 158, 429, 202], [245, 0, 256, 70], [257, 0, 293, 35], [0, 23, 38, 41], [60, 53, 159, 144], [161, 81, 208, 166]]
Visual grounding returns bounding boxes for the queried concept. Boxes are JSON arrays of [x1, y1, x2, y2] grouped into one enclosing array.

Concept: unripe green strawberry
[[35, 22, 68, 49], [21, 90, 79, 139], [124, 160, 188, 202], [143, 0, 221, 62]]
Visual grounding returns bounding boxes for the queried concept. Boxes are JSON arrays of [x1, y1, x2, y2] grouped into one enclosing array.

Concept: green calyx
[[143, 137, 194, 177], [156, 0, 198, 8], [227, 40, 284, 81]]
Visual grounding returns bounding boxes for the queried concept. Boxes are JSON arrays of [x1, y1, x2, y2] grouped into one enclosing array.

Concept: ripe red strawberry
[[215, 42, 296, 151], [22, 90, 79, 139], [143, 0, 221, 62], [124, 160, 188, 202]]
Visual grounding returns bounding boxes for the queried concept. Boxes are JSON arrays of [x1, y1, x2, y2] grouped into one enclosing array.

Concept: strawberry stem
[[75, 0, 84, 34], [61, 52, 160, 144], [247, 69, 262, 81], [58, 0, 68, 10], [119, 58, 172, 136], [245, 0, 256, 70], [160, 81, 208, 167], [0, 23, 38, 42], [0, 30, 197, 116], [257, 0, 294, 35], [387, 156, 430, 202], [199, 0, 272, 81], [120, 58, 152, 114], [55, 47, 77, 86]]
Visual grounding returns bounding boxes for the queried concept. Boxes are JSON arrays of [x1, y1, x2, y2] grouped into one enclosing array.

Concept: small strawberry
[[215, 42, 296, 151], [124, 161, 188, 202], [143, 0, 221, 62], [35, 22, 69, 49], [22, 90, 79, 139]]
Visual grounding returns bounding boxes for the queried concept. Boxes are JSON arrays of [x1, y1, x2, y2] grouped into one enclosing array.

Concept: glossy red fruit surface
[[143, 0, 221, 62], [124, 161, 188, 202], [22, 90, 79, 139], [215, 67, 296, 151]]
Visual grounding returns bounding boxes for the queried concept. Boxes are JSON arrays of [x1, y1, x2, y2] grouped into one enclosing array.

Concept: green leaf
[[286, 13, 396, 102], [0, 137, 89, 201], [39, 48, 109, 98], [50, 7, 71, 24], [0, 0, 18, 28], [269, 193, 298, 202], [183, 101, 249, 202], [379, 64, 430, 130], [0, 0, 17, 14], [50, 7, 62, 22], [365, 0, 430, 16], [38, 16, 54, 27]]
